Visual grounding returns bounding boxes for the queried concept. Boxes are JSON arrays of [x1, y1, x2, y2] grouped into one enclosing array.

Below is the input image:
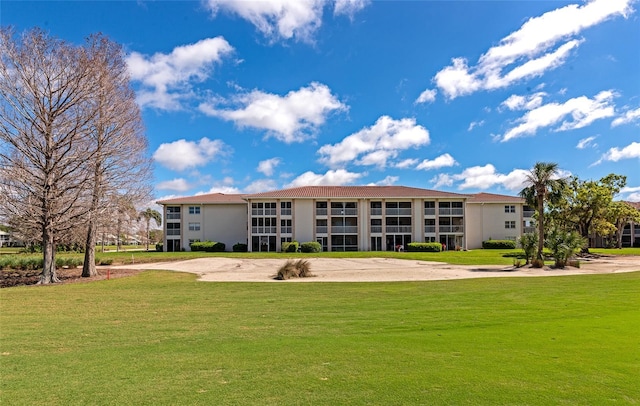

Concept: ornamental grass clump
[[275, 259, 313, 280]]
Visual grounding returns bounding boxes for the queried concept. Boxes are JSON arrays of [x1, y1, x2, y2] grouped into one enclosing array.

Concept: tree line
[[0, 28, 154, 283], [519, 162, 639, 267]]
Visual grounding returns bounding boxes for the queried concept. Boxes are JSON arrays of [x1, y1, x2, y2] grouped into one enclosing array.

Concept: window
[[281, 219, 292, 234], [505, 221, 516, 229], [505, 205, 515, 213], [188, 222, 200, 231], [281, 201, 292, 215], [189, 206, 200, 215], [166, 223, 180, 235], [167, 206, 181, 220]]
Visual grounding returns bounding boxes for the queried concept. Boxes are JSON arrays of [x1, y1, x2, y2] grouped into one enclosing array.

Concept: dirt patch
[[0, 268, 143, 288]]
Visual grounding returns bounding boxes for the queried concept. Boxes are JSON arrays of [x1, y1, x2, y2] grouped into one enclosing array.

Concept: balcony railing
[[622, 229, 632, 235], [252, 209, 276, 216], [316, 226, 328, 234], [316, 208, 327, 216], [386, 225, 412, 233], [166, 213, 180, 220], [439, 208, 464, 216], [251, 226, 277, 234], [370, 208, 382, 216], [385, 208, 412, 216], [523, 210, 535, 218], [371, 226, 382, 233], [280, 227, 292, 234], [281, 209, 292, 216], [331, 226, 358, 234], [331, 208, 358, 216], [439, 225, 464, 233], [523, 227, 536, 234], [424, 208, 436, 216], [424, 226, 436, 233], [166, 229, 180, 236]]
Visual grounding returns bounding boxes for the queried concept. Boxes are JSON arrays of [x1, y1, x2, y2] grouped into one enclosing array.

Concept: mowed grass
[[2, 271, 639, 405]]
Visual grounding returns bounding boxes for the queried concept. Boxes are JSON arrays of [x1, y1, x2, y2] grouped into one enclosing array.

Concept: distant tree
[[608, 201, 640, 249], [561, 174, 626, 251], [0, 28, 98, 283], [519, 162, 567, 262], [518, 233, 538, 265], [138, 208, 162, 251]]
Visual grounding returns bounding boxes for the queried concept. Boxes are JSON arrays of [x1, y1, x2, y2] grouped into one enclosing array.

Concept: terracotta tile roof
[[468, 192, 525, 204], [245, 186, 470, 199], [157, 193, 247, 205], [624, 201, 640, 210]]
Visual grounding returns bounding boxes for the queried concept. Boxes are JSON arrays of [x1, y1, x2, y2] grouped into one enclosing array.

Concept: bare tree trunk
[[82, 218, 97, 277], [39, 225, 59, 284], [537, 194, 545, 260]]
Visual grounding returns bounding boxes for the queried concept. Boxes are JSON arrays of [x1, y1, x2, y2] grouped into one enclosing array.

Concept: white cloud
[[433, 164, 531, 191], [467, 120, 485, 131], [286, 169, 363, 187], [611, 107, 640, 127], [394, 158, 419, 169], [204, 0, 369, 43], [621, 186, 640, 194], [576, 136, 598, 149], [201, 177, 241, 194], [500, 92, 547, 111], [415, 88, 437, 104], [153, 138, 229, 171], [126, 37, 234, 110], [156, 178, 191, 192], [626, 192, 640, 202], [595, 142, 640, 164], [244, 179, 278, 193], [367, 175, 399, 186], [334, 0, 370, 18], [500, 90, 616, 142], [257, 158, 281, 176], [199, 82, 346, 143], [416, 153, 457, 171], [428, 0, 633, 99], [621, 186, 640, 202], [318, 116, 430, 168]]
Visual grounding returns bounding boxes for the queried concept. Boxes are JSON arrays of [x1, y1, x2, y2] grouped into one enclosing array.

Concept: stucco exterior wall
[[181, 204, 247, 251], [294, 200, 314, 243], [466, 203, 522, 249]]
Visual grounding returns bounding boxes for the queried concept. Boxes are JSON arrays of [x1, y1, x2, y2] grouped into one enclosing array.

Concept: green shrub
[[300, 241, 322, 253], [406, 242, 442, 252], [55, 257, 82, 268], [545, 228, 586, 268], [281, 241, 299, 253], [190, 241, 226, 252], [275, 259, 313, 280], [482, 239, 517, 249], [232, 243, 248, 252], [155, 243, 163, 252], [97, 258, 113, 266], [518, 233, 538, 264]]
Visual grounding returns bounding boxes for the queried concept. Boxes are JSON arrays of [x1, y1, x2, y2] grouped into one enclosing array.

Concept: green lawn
[[1, 271, 639, 405]]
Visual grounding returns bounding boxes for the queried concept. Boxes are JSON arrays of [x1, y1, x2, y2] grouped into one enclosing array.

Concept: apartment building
[[158, 185, 534, 252]]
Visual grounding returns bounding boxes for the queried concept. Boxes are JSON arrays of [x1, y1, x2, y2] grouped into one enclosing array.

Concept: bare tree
[[80, 34, 152, 277], [0, 28, 98, 283]]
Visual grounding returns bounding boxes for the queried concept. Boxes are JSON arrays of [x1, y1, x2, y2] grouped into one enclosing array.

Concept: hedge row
[[281, 241, 299, 253], [406, 242, 442, 252], [190, 241, 226, 252], [233, 243, 248, 252], [482, 239, 517, 249], [0, 256, 97, 271], [300, 241, 322, 253]]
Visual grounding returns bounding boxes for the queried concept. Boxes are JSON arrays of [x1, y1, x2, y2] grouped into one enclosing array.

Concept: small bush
[[531, 258, 545, 268], [190, 241, 226, 252], [281, 241, 299, 253], [232, 243, 248, 252], [406, 242, 442, 252], [482, 239, 517, 249], [97, 258, 113, 265], [155, 243, 163, 252], [300, 241, 322, 253], [275, 259, 313, 280], [55, 257, 82, 268]]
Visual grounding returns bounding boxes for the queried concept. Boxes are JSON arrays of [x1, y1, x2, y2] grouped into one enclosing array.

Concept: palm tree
[[139, 208, 162, 251], [519, 162, 567, 262]]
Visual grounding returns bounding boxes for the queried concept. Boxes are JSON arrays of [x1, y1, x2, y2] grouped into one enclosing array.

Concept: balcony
[[385, 208, 412, 216], [439, 208, 464, 216], [281, 209, 292, 216], [424, 208, 436, 216], [316, 226, 328, 234], [386, 225, 412, 233], [331, 208, 357, 216], [439, 225, 464, 233], [523, 227, 536, 234], [371, 226, 382, 233], [331, 226, 358, 234], [280, 227, 292, 234], [166, 229, 180, 236], [622, 228, 632, 235], [166, 213, 180, 220], [424, 225, 436, 233], [316, 208, 328, 216], [251, 226, 277, 234], [523, 210, 535, 218], [370, 208, 382, 216]]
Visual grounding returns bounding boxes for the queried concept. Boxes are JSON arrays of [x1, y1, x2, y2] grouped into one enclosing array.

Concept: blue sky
[[3, 0, 640, 203]]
